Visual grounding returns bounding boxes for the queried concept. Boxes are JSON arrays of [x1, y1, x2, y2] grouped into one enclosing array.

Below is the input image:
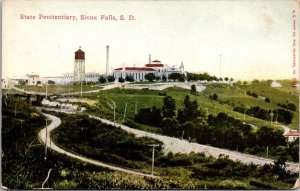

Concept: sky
[[2, 0, 300, 80]]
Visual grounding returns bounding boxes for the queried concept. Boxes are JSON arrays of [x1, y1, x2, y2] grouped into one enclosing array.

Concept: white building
[[26, 74, 43, 86], [43, 72, 102, 85], [113, 58, 186, 82], [284, 130, 299, 142], [2, 78, 20, 89]]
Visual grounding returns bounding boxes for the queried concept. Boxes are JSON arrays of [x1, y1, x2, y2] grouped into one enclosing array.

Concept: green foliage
[[52, 114, 163, 170], [233, 106, 293, 124], [277, 103, 297, 111], [125, 75, 134, 82], [177, 95, 207, 124], [98, 76, 107, 83], [144, 73, 155, 82], [209, 93, 218, 101], [118, 77, 125, 83], [187, 72, 218, 82], [48, 80, 55, 85], [107, 75, 115, 82], [265, 97, 270, 103], [190, 84, 197, 95], [162, 96, 176, 118], [135, 106, 163, 127], [168, 73, 185, 82]]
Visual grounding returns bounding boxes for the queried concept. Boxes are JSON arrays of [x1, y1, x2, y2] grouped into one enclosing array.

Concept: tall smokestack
[[106, 45, 109, 76], [149, 54, 151, 64]]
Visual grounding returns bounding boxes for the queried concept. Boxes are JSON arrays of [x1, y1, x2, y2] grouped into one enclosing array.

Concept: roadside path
[[37, 112, 158, 178], [89, 115, 299, 174], [38, 108, 299, 174]]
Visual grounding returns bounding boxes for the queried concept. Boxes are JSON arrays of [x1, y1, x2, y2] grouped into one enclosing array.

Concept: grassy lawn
[[203, 82, 299, 129], [78, 86, 289, 131]]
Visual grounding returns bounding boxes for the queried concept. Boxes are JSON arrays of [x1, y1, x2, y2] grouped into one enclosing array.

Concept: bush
[[125, 75, 134, 82], [107, 75, 115, 82], [99, 76, 107, 83], [118, 77, 125, 83]]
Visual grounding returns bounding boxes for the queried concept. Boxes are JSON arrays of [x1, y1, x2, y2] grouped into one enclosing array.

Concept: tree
[[265, 97, 270, 103], [162, 117, 178, 135], [98, 76, 107, 83], [125, 75, 134, 82], [118, 77, 125, 83], [256, 126, 285, 147], [178, 95, 207, 124], [107, 75, 115, 82], [144, 73, 155, 82], [179, 74, 185, 82], [48, 80, 55, 85], [162, 96, 176, 118], [168, 73, 182, 82], [162, 75, 167, 82], [230, 78, 234, 82], [134, 106, 162, 127], [209, 93, 218, 101], [190, 84, 197, 95], [224, 77, 229, 81]]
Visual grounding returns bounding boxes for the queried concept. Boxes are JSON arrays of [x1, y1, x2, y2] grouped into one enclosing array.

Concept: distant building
[[113, 56, 186, 81], [284, 130, 299, 142], [271, 81, 282, 87], [74, 47, 85, 83], [2, 78, 20, 89], [26, 74, 43, 86]]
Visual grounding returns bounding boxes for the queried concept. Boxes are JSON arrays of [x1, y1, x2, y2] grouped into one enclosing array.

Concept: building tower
[[106, 45, 109, 76], [149, 54, 151, 64], [180, 61, 184, 73], [74, 47, 85, 83]]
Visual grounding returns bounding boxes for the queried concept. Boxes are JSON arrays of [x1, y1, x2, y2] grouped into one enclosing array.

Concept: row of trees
[[187, 72, 233, 82], [98, 75, 116, 83], [277, 103, 297, 111], [233, 106, 293, 124], [133, 95, 298, 162]]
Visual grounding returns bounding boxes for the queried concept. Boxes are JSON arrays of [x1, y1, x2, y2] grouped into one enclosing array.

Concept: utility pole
[[107, 99, 116, 125], [69, 82, 71, 97], [45, 83, 48, 99], [123, 102, 128, 122], [219, 54, 222, 80], [270, 111, 274, 125], [44, 119, 48, 160], [266, 146, 269, 158], [149, 144, 159, 176], [80, 80, 83, 97]]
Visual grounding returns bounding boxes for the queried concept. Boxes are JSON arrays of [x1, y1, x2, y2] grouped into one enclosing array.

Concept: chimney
[[106, 45, 109, 76], [149, 54, 151, 64]]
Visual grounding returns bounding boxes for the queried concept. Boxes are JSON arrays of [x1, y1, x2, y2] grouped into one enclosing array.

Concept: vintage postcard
[[2, 0, 300, 189]]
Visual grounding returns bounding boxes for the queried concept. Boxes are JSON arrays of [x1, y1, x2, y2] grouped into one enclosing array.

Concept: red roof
[[285, 131, 300, 137], [145, 64, 164, 67], [75, 49, 85, 59], [114, 67, 155, 71], [152, 60, 161, 62]]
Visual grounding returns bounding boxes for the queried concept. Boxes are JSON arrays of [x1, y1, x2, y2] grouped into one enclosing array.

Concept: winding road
[[39, 109, 299, 175], [38, 113, 158, 178], [89, 115, 299, 174]]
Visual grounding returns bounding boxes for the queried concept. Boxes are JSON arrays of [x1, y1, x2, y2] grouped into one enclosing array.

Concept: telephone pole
[[149, 144, 159, 176]]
